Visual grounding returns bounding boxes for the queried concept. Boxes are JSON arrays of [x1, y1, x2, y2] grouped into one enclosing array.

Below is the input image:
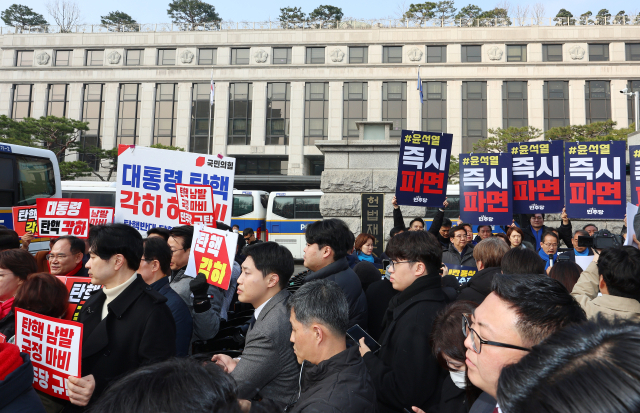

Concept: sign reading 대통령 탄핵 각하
[[36, 198, 90, 239], [361, 193, 384, 257]]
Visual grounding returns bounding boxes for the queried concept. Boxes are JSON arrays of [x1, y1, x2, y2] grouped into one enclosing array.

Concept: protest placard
[[361, 193, 384, 257], [445, 264, 478, 285], [630, 145, 640, 206], [185, 225, 238, 289], [175, 184, 217, 226], [56, 276, 103, 321], [12, 206, 38, 236], [36, 198, 90, 238], [15, 308, 83, 400], [89, 207, 115, 225]]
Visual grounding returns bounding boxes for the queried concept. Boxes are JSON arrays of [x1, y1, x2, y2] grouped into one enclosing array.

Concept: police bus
[[231, 190, 269, 240], [61, 181, 117, 207]]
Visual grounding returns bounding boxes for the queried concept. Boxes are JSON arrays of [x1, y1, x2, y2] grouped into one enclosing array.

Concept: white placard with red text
[[185, 224, 237, 290], [36, 198, 90, 239], [15, 308, 83, 401], [175, 184, 217, 225], [89, 207, 115, 225]]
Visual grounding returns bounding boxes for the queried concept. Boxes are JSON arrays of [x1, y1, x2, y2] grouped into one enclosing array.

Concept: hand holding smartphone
[[347, 324, 381, 353]]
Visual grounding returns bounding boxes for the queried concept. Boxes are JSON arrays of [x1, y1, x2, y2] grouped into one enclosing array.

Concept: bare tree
[[514, 4, 529, 25], [395, 0, 409, 20], [45, 0, 81, 32], [495, 0, 511, 16], [532, 2, 545, 25]]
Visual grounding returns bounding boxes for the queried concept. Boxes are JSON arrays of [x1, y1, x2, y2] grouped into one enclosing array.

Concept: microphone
[[548, 254, 554, 268]]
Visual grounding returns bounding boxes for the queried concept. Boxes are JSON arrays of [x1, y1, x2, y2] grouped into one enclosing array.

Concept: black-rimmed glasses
[[462, 313, 531, 354]]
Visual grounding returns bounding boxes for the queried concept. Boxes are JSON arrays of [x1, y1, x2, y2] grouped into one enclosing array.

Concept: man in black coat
[[515, 208, 572, 252], [65, 224, 176, 411], [359, 230, 447, 413], [456, 238, 510, 304]]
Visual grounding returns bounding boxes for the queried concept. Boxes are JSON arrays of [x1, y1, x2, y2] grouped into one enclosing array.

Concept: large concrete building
[[1, 20, 639, 188]]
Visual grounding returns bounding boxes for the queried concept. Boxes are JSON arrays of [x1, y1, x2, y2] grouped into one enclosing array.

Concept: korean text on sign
[[12, 206, 38, 237], [446, 264, 478, 286], [460, 153, 513, 226], [56, 276, 103, 321], [89, 207, 115, 225], [36, 198, 90, 239], [361, 194, 384, 257], [15, 308, 83, 401], [630, 145, 640, 206], [565, 141, 626, 219], [395, 130, 453, 208], [175, 184, 217, 226], [508, 141, 564, 214], [185, 225, 238, 290]]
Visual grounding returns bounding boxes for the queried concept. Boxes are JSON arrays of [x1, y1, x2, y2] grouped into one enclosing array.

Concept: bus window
[[232, 195, 254, 217], [272, 196, 294, 219], [62, 191, 115, 207], [16, 155, 56, 205], [295, 196, 321, 219], [260, 194, 269, 209], [0, 157, 14, 207]]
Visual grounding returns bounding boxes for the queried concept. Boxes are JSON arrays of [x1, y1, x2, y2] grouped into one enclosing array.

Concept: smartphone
[[347, 324, 381, 353]]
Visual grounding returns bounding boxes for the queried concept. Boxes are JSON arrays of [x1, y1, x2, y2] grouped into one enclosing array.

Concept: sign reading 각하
[[185, 225, 238, 289]]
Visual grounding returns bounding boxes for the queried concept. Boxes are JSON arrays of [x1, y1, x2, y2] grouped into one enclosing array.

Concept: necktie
[[493, 407, 499, 413], [248, 315, 256, 329]]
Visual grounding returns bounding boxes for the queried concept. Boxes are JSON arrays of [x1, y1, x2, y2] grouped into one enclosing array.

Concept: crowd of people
[[0, 201, 639, 413]]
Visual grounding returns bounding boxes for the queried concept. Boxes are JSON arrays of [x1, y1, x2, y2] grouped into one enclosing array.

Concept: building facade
[[1, 23, 639, 184]]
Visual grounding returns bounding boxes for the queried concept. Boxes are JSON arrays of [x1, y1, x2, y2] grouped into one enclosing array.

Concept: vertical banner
[[175, 184, 217, 225], [565, 141, 626, 219], [12, 206, 38, 236], [460, 153, 513, 226], [630, 145, 640, 206], [361, 193, 384, 257], [115, 145, 235, 234], [36, 199, 90, 239], [185, 225, 238, 289], [508, 141, 564, 214], [15, 308, 83, 401], [89, 207, 115, 225], [395, 130, 453, 207], [56, 276, 103, 321]]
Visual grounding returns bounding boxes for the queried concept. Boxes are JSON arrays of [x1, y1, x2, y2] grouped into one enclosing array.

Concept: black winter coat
[[363, 275, 447, 413], [515, 214, 573, 250], [428, 374, 468, 413], [0, 353, 46, 413], [290, 346, 377, 413], [456, 267, 502, 304], [305, 258, 368, 330], [365, 279, 399, 341], [393, 208, 450, 251]]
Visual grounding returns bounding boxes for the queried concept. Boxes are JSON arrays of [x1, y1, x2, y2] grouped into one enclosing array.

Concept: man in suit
[[65, 224, 176, 411], [212, 242, 299, 408]]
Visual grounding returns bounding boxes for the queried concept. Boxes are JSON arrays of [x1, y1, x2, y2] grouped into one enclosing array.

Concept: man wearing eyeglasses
[[48, 236, 88, 277], [538, 231, 559, 271], [442, 225, 476, 267], [515, 208, 572, 252]]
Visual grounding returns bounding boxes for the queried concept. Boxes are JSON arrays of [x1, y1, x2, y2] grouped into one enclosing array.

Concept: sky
[[12, 0, 636, 25]]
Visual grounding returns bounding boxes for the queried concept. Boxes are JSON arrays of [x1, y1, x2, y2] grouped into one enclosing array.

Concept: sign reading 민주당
[[115, 145, 235, 233], [630, 145, 640, 206], [185, 225, 238, 289], [565, 141, 625, 219], [508, 141, 564, 214], [395, 130, 453, 207], [460, 153, 513, 226]]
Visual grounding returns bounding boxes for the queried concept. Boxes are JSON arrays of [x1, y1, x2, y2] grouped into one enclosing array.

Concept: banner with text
[[185, 225, 238, 289], [361, 193, 384, 257], [115, 145, 235, 234], [508, 141, 564, 214], [12, 206, 38, 237], [36, 199, 90, 239], [460, 153, 513, 226], [56, 276, 103, 321], [395, 130, 453, 207], [565, 141, 626, 219], [15, 308, 83, 400], [89, 207, 115, 226], [630, 145, 640, 206], [175, 184, 217, 225], [446, 264, 478, 286]]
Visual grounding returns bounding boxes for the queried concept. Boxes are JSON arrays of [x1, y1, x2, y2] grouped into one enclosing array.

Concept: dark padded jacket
[[0, 352, 46, 413], [442, 243, 476, 267], [393, 207, 450, 250], [456, 267, 502, 304]]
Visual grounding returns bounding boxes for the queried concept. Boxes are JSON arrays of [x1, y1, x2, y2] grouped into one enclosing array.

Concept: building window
[[11, 84, 33, 120], [86, 50, 104, 66], [506, 45, 527, 62], [343, 82, 368, 138], [626, 44, 640, 61], [273, 47, 292, 64], [54, 50, 72, 66], [462, 81, 487, 152], [16, 50, 34, 67], [544, 81, 570, 131], [628, 80, 640, 127], [349, 47, 368, 64], [236, 157, 288, 175], [231, 48, 250, 65], [117, 84, 141, 145], [585, 80, 611, 124], [462, 45, 481, 62], [383, 82, 407, 138], [426, 46, 446, 63], [46, 84, 69, 118], [198, 48, 217, 65], [304, 82, 329, 145], [158, 49, 176, 65], [306, 47, 325, 64], [154, 84, 178, 146], [309, 158, 324, 175], [422, 81, 447, 133], [383, 46, 402, 63], [543, 44, 563, 62], [228, 83, 253, 145], [190, 83, 214, 153], [589, 44, 609, 62], [502, 81, 528, 128], [266, 83, 290, 145], [125, 49, 143, 66], [80, 84, 105, 170]]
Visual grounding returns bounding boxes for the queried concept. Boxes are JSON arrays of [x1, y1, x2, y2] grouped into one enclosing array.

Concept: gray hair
[[287, 279, 349, 336], [573, 230, 589, 238]]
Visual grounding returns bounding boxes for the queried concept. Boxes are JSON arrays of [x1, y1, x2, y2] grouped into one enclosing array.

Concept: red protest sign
[[14, 308, 83, 401], [89, 207, 115, 225], [36, 198, 90, 239], [12, 206, 38, 236], [187, 226, 237, 290], [175, 183, 217, 226], [56, 276, 103, 321]]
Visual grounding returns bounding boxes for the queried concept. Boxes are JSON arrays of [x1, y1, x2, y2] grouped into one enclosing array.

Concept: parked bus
[[61, 181, 116, 207], [231, 190, 269, 240], [266, 191, 323, 259]]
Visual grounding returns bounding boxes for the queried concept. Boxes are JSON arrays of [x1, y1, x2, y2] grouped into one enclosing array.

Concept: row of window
[[10, 80, 638, 157], [13, 43, 640, 67]]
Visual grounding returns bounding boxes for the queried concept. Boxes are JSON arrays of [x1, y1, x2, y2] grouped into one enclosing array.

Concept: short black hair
[[389, 227, 403, 238], [0, 229, 20, 251], [460, 222, 472, 231], [347, 230, 355, 252], [89, 224, 143, 271], [491, 273, 586, 347], [529, 213, 545, 220], [52, 235, 85, 255], [572, 229, 589, 238], [304, 219, 352, 261], [287, 279, 349, 336], [448, 225, 467, 238], [541, 231, 558, 243], [441, 218, 452, 228], [147, 227, 171, 241], [597, 246, 640, 299], [243, 241, 294, 289], [143, 237, 172, 276], [216, 222, 231, 232], [243, 228, 254, 236], [169, 225, 194, 250], [409, 217, 425, 228], [477, 225, 492, 231], [385, 230, 442, 278], [501, 248, 545, 274]]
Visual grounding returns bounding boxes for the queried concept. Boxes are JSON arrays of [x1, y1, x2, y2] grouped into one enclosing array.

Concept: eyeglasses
[[46, 254, 68, 261], [389, 260, 416, 271], [453, 234, 467, 239], [462, 313, 531, 354], [542, 243, 558, 248]]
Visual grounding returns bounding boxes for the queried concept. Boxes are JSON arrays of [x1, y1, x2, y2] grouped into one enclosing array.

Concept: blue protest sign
[[445, 264, 478, 285], [630, 145, 640, 206]]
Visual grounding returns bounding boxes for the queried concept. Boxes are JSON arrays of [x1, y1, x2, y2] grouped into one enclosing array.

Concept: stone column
[[611, 79, 629, 128], [528, 80, 544, 132], [528, 43, 542, 62], [288, 82, 305, 176], [368, 45, 383, 64], [67, 83, 84, 122], [407, 80, 421, 130], [0, 84, 11, 116], [137, 83, 156, 147], [32, 83, 48, 118], [250, 81, 267, 147], [368, 81, 382, 121], [174, 82, 193, 150], [487, 80, 503, 129], [101, 83, 119, 150], [569, 79, 586, 125], [328, 81, 343, 140], [291, 46, 305, 65], [447, 80, 462, 156], [447, 44, 461, 63], [212, 82, 229, 155]]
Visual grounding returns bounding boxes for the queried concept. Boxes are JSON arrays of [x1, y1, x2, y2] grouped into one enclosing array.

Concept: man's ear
[[321, 246, 333, 260], [312, 324, 324, 344], [266, 273, 280, 288]]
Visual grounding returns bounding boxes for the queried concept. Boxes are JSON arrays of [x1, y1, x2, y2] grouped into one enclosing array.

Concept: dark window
[[309, 158, 324, 175], [198, 48, 217, 65], [462, 45, 481, 62], [117, 84, 141, 145], [154, 84, 178, 146], [158, 49, 176, 65], [54, 50, 71, 66], [628, 80, 640, 127], [343, 82, 368, 139], [46, 84, 69, 118], [16, 155, 57, 206], [273, 47, 292, 64], [62, 191, 115, 208], [462, 81, 487, 152], [502, 81, 528, 128], [349, 47, 368, 64], [589, 44, 609, 61], [16, 50, 34, 67], [86, 50, 104, 66], [190, 83, 214, 153], [506, 45, 527, 62], [80, 84, 105, 170], [232, 195, 254, 216], [383, 82, 407, 138], [585, 80, 611, 124], [266, 83, 290, 145], [236, 157, 287, 175], [544, 81, 570, 131], [228, 83, 253, 145], [306, 47, 325, 64], [422, 81, 447, 133], [125, 49, 143, 66], [304, 82, 329, 145], [11, 84, 33, 120], [543, 44, 563, 62], [231, 48, 250, 65], [427, 46, 446, 63], [383, 46, 402, 63], [271, 195, 321, 219], [626, 44, 640, 61]]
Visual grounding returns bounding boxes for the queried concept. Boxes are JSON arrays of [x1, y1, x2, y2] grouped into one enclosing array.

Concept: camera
[[621, 87, 630, 94], [578, 229, 623, 250]]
